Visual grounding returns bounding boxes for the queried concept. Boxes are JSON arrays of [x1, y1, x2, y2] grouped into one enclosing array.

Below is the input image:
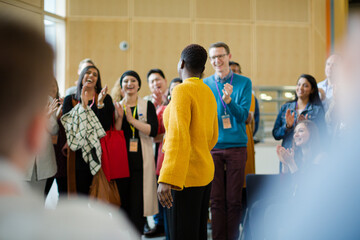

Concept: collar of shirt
[[215, 69, 233, 83]]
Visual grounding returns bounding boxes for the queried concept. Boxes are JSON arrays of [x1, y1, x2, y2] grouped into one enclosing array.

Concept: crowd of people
[[1, 11, 360, 240]]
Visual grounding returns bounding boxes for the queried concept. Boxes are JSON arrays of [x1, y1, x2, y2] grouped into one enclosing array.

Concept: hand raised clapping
[[152, 89, 163, 108], [124, 105, 135, 124], [98, 85, 108, 105], [297, 113, 308, 122], [81, 82, 91, 108], [285, 109, 295, 128], [222, 83, 233, 104], [276, 145, 298, 173], [286, 109, 309, 128], [47, 98, 60, 118], [114, 102, 124, 119]]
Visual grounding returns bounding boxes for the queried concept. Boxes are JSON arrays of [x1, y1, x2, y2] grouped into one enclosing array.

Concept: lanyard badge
[[222, 115, 232, 129], [129, 138, 138, 152], [124, 104, 139, 152]]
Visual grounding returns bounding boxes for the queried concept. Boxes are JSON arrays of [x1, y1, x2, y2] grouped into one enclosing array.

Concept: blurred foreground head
[[257, 10, 360, 240], [0, 18, 54, 169]]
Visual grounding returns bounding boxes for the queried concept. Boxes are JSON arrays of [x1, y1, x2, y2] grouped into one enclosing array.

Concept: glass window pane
[[44, 0, 66, 17], [44, 18, 66, 96]]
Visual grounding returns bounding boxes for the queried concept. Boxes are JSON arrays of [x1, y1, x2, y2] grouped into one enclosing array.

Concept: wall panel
[[196, 0, 251, 20], [68, 0, 128, 17], [256, 25, 310, 86], [134, 0, 190, 18], [256, 0, 309, 22], [314, 0, 326, 39], [67, 20, 130, 90], [314, 31, 326, 82]]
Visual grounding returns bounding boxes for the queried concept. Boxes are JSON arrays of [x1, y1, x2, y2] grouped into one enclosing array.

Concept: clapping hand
[[125, 105, 134, 124], [81, 83, 91, 108], [56, 97, 64, 118], [222, 83, 233, 104], [285, 109, 295, 128], [276, 145, 297, 173], [297, 113, 308, 122], [98, 85, 108, 105], [47, 98, 60, 118], [114, 102, 124, 119], [152, 89, 163, 108]]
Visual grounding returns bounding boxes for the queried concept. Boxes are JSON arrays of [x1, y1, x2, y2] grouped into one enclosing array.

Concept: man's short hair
[[147, 69, 166, 82], [0, 18, 54, 156], [209, 42, 230, 54], [181, 44, 207, 75]]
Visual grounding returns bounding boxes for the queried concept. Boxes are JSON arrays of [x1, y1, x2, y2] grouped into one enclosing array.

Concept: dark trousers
[[116, 170, 145, 235], [167, 183, 211, 240], [154, 200, 165, 226], [210, 147, 247, 240]]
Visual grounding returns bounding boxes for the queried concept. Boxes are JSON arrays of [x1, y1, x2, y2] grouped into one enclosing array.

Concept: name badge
[[222, 115, 232, 129], [129, 138, 139, 152]]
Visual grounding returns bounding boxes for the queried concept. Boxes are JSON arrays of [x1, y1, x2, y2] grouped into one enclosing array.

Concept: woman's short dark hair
[[181, 44, 207, 75], [75, 65, 102, 101], [119, 70, 142, 91], [293, 74, 323, 107], [147, 69, 166, 81]]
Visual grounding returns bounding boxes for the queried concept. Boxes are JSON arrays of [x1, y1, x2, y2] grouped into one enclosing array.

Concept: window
[[44, 0, 66, 17], [44, 0, 66, 96]]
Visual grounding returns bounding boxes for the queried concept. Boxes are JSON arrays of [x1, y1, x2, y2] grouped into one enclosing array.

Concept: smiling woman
[[114, 70, 158, 235], [276, 120, 321, 174], [61, 65, 115, 195], [272, 74, 326, 160]]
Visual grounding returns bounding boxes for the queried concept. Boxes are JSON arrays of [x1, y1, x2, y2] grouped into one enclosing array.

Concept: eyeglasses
[[209, 54, 228, 61]]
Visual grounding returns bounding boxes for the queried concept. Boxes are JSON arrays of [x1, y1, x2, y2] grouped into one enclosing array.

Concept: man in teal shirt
[[203, 42, 252, 240]]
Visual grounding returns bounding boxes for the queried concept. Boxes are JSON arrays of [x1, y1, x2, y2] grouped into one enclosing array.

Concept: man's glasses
[[209, 54, 228, 61]]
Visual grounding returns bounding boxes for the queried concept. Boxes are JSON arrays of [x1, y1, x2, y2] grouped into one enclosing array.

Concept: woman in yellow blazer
[[157, 44, 218, 240]]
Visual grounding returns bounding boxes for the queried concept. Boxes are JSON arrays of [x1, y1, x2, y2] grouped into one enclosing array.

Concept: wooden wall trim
[[0, 0, 42, 14]]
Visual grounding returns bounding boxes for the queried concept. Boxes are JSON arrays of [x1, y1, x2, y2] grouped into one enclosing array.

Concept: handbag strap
[[111, 112, 116, 131], [67, 146, 77, 195]]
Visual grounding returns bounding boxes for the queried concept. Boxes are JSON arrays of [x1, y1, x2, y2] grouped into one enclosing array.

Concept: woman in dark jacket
[[272, 74, 325, 150], [62, 65, 114, 195]]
